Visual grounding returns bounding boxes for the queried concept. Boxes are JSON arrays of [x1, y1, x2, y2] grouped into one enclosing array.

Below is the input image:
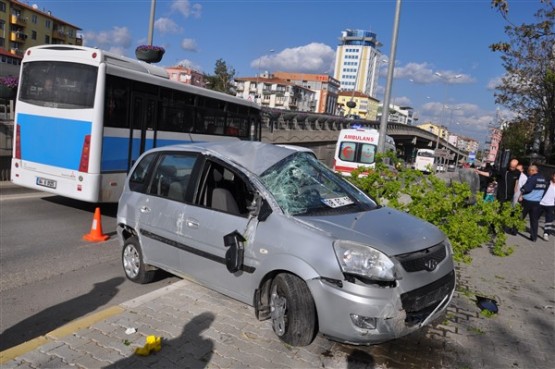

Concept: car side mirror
[[223, 230, 246, 273]]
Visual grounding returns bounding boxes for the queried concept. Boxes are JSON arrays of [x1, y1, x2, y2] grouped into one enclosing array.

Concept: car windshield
[[260, 152, 377, 216]]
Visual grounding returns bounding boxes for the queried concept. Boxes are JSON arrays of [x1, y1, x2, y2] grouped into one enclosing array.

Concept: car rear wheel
[[122, 237, 156, 284], [270, 273, 317, 346]]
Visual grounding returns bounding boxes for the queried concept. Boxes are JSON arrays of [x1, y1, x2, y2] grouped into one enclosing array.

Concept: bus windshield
[[417, 150, 434, 158], [19, 61, 97, 109]]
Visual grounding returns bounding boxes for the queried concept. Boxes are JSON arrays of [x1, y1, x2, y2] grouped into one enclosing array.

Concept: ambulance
[[333, 128, 396, 176]]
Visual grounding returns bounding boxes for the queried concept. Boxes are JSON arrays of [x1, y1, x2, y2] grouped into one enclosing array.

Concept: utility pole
[[147, 0, 156, 45], [378, 0, 402, 153]]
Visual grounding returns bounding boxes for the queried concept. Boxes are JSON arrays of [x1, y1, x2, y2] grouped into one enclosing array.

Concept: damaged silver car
[[117, 141, 456, 346]]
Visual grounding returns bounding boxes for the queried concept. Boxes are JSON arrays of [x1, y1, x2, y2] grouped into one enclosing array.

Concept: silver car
[[117, 141, 455, 346]]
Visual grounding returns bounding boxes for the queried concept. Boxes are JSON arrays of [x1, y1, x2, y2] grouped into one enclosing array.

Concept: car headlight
[[444, 238, 454, 256], [333, 240, 396, 281]]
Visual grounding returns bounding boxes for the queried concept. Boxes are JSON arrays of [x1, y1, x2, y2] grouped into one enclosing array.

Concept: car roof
[[150, 141, 299, 175]]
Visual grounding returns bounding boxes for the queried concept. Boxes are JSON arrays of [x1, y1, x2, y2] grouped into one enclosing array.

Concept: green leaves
[[346, 163, 524, 263]]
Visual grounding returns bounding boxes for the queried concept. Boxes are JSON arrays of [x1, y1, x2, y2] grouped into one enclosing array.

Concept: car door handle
[[186, 218, 199, 229], [140, 206, 151, 213]]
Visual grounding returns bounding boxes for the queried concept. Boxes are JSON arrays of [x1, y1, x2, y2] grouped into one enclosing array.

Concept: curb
[[0, 279, 190, 365]]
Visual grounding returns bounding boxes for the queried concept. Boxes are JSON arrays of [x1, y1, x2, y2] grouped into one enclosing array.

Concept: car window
[[129, 153, 156, 193], [147, 153, 198, 202], [260, 152, 377, 216], [196, 161, 254, 216]]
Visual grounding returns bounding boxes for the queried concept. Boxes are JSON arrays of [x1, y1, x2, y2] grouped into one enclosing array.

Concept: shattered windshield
[[260, 152, 377, 216]]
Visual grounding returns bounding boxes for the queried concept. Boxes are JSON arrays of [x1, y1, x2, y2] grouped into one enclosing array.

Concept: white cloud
[[83, 26, 132, 51], [487, 76, 503, 90], [171, 0, 202, 18], [393, 62, 475, 84], [251, 43, 336, 74], [181, 38, 198, 52], [155, 17, 182, 34], [176, 59, 203, 72]]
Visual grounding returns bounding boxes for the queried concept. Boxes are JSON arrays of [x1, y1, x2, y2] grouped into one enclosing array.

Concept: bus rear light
[[27, 50, 31, 56], [92, 52, 97, 59], [79, 135, 91, 173], [15, 125, 21, 159]]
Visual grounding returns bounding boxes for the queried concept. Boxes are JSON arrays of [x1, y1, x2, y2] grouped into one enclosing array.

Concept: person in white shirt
[[513, 164, 528, 205], [540, 172, 555, 241]]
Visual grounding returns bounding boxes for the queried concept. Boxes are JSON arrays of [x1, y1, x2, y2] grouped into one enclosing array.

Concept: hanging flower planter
[[0, 76, 18, 99], [135, 45, 165, 64]]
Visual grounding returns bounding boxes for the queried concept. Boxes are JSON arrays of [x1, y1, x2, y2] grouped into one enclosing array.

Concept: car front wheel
[[122, 237, 156, 284], [270, 273, 317, 346]]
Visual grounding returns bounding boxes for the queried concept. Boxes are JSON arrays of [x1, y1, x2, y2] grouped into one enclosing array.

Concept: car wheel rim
[[270, 288, 287, 336], [123, 244, 140, 278]]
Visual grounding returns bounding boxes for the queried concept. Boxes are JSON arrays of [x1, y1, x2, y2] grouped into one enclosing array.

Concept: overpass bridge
[[260, 108, 468, 167]]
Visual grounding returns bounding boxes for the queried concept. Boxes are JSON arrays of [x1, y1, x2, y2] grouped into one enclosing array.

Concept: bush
[[346, 152, 525, 263]]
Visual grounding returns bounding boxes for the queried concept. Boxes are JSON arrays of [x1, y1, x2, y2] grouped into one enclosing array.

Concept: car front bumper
[[308, 269, 455, 345]]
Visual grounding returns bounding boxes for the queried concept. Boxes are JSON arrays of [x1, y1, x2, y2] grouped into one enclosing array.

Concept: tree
[[205, 59, 236, 95], [490, 0, 555, 163]]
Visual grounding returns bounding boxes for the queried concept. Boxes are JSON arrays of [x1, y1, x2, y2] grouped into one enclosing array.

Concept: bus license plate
[[36, 177, 57, 189]]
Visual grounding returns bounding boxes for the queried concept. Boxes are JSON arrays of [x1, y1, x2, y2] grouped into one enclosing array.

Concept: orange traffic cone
[[83, 207, 110, 242]]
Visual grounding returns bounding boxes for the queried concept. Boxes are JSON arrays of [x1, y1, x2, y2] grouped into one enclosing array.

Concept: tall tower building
[[333, 29, 381, 98]]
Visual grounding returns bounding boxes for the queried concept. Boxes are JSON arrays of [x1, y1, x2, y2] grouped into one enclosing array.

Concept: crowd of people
[[475, 159, 555, 242]]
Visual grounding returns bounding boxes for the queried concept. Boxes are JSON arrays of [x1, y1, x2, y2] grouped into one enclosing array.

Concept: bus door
[[129, 93, 158, 168]]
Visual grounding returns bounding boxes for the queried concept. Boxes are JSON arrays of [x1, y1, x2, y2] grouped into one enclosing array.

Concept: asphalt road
[[0, 183, 179, 351]]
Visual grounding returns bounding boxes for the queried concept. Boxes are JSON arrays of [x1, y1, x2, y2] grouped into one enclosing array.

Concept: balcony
[[10, 31, 27, 42], [10, 15, 27, 26], [10, 48, 24, 56], [53, 30, 67, 41], [236, 85, 244, 91]]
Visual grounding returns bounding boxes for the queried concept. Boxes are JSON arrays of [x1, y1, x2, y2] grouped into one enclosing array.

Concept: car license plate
[[36, 177, 57, 189]]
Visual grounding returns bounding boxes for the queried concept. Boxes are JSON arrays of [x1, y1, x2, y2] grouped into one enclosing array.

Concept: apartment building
[[333, 29, 382, 98], [337, 90, 379, 120], [0, 0, 81, 64], [235, 74, 316, 112], [272, 72, 339, 115], [166, 65, 206, 87], [377, 104, 414, 125]]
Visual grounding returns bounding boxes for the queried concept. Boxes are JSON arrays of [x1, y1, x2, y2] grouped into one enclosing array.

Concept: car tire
[[270, 273, 317, 346], [122, 237, 156, 284]]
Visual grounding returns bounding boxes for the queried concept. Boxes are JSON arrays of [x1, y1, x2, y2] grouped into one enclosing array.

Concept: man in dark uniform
[[476, 158, 521, 234]]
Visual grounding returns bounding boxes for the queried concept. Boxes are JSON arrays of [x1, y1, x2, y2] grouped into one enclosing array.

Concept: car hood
[[299, 207, 445, 256]]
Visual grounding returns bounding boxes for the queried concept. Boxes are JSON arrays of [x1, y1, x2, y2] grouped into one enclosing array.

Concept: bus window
[[20, 61, 97, 109]]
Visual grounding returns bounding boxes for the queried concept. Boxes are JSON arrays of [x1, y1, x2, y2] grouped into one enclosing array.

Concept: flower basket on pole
[[135, 45, 165, 64]]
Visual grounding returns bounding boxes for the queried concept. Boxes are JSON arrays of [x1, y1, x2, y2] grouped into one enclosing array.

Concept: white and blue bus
[[11, 45, 262, 202]]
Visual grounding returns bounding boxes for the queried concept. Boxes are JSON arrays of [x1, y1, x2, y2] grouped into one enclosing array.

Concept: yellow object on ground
[[134, 335, 162, 356]]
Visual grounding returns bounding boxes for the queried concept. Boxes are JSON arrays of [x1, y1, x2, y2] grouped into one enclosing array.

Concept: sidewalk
[[1, 233, 553, 369]]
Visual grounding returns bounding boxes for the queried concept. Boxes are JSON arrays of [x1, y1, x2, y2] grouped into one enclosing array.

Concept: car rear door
[[135, 152, 199, 273]]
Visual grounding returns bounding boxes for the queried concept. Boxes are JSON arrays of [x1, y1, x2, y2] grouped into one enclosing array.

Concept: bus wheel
[[270, 273, 317, 346], [122, 237, 156, 284]]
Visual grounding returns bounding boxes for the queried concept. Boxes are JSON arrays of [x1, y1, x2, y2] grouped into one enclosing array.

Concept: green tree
[[205, 59, 236, 95], [490, 0, 555, 163]]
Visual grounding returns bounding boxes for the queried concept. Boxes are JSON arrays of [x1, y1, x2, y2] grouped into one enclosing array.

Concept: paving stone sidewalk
[[1, 232, 553, 369]]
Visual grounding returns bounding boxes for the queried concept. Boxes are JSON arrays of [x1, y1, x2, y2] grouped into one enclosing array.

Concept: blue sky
[[37, 0, 540, 143]]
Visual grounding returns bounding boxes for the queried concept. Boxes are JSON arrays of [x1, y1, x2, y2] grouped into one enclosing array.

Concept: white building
[[333, 29, 382, 98], [235, 74, 317, 112]]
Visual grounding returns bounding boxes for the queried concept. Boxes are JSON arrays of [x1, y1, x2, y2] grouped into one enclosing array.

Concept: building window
[[0, 38, 4, 48], [45, 19, 51, 28], [45, 35, 50, 43], [32, 14, 37, 24], [0, 2, 5, 12], [32, 30, 37, 40]]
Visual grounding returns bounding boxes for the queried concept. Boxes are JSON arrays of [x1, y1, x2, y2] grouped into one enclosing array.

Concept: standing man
[[475, 158, 521, 234], [520, 165, 547, 242]]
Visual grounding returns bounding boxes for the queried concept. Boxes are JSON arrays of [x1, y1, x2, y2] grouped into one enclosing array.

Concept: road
[[0, 183, 179, 351]]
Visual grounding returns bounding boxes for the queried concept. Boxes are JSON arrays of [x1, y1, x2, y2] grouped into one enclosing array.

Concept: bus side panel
[[18, 113, 91, 170]]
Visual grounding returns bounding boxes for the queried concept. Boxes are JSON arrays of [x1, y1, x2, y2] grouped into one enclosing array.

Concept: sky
[[32, 0, 542, 144]]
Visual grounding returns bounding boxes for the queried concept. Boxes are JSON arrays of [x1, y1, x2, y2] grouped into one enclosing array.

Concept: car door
[[135, 152, 199, 273], [177, 159, 259, 302]]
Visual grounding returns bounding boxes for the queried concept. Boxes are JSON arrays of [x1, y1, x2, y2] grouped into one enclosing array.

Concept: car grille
[[401, 270, 456, 325], [395, 242, 447, 272]]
